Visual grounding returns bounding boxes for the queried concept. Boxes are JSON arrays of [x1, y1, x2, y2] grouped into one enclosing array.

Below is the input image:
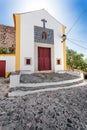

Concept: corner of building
[[62, 25, 67, 70], [13, 14, 20, 71]]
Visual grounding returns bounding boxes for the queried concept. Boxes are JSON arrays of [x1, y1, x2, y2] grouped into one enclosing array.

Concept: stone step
[[10, 80, 83, 92], [10, 77, 83, 88], [9, 79, 87, 97]]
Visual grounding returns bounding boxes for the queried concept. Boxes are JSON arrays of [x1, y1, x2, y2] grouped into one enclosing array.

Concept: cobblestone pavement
[[0, 73, 87, 130], [0, 78, 9, 97], [20, 72, 79, 83], [0, 72, 79, 97], [0, 85, 87, 130]]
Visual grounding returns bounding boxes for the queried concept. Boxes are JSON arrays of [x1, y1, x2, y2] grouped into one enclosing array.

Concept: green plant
[[0, 48, 3, 54], [2, 48, 7, 54], [9, 47, 15, 54], [0, 48, 7, 54], [67, 47, 87, 72]]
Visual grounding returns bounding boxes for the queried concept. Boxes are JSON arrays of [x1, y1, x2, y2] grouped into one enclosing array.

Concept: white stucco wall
[[0, 56, 15, 72], [20, 9, 64, 72]]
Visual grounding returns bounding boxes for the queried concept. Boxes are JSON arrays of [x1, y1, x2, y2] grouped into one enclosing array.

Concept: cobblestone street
[[0, 73, 87, 130]]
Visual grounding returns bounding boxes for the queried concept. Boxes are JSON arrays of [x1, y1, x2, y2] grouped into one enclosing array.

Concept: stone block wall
[[0, 25, 15, 53]]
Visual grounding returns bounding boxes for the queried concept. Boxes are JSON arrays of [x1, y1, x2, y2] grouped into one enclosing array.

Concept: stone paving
[[0, 72, 81, 97], [20, 72, 79, 83], [0, 73, 87, 130], [9, 72, 84, 96], [9, 77, 85, 97], [0, 78, 9, 97], [0, 85, 87, 130]]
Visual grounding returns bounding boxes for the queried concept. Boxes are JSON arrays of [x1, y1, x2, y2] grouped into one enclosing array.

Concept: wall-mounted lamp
[[61, 34, 66, 42]]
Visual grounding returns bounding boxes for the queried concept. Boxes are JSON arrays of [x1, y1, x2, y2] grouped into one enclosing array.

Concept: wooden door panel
[[38, 47, 51, 71], [0, 61, 6, 77], [38, 58, 44, 70]]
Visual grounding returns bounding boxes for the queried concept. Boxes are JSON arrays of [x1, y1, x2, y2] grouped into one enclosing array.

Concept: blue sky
[[0, 0, 87, 57]]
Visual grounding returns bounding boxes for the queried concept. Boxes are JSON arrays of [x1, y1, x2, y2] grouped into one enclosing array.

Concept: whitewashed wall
[[0, 56, 15, 72], [20, 9, 64, 72]]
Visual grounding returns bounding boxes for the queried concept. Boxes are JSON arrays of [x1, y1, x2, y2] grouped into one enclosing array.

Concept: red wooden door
[[38, 47, 51, 71], [0, 60, 6, 77]]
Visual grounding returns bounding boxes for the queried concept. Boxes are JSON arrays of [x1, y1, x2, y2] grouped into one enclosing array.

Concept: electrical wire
[[67, 38, 87, 50], [66, 6, 87, 35], [67, 37, 87, 44]]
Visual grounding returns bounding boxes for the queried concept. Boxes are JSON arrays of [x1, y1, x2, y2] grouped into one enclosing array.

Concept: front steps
[[9, 78, 86, 97]]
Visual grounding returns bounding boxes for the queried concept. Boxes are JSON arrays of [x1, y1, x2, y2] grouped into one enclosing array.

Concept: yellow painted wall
[[14, 14, 20, 71], [62, 25, 67, 70], [5, 72, 10, 78], [0, 54, 15, 56]]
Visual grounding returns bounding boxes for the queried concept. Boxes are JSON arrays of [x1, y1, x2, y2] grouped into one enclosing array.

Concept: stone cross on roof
[[41, 19, 47, 30]]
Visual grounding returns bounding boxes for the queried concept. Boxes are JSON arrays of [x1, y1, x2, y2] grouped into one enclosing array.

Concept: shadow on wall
[[84, 73, 87, 79]]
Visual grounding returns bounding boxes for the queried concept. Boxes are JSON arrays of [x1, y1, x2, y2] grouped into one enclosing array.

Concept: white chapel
[[0, 9, 66, 77]]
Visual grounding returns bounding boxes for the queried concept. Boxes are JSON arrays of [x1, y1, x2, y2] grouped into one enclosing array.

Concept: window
[[42, 31, 47, 40], [25, 58, 31, 65], [57, 59, 61, 65], [26, 59, 30, 65]]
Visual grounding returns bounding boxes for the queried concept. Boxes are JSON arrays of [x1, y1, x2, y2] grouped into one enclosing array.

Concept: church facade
[[0, 9, 66, 77]]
